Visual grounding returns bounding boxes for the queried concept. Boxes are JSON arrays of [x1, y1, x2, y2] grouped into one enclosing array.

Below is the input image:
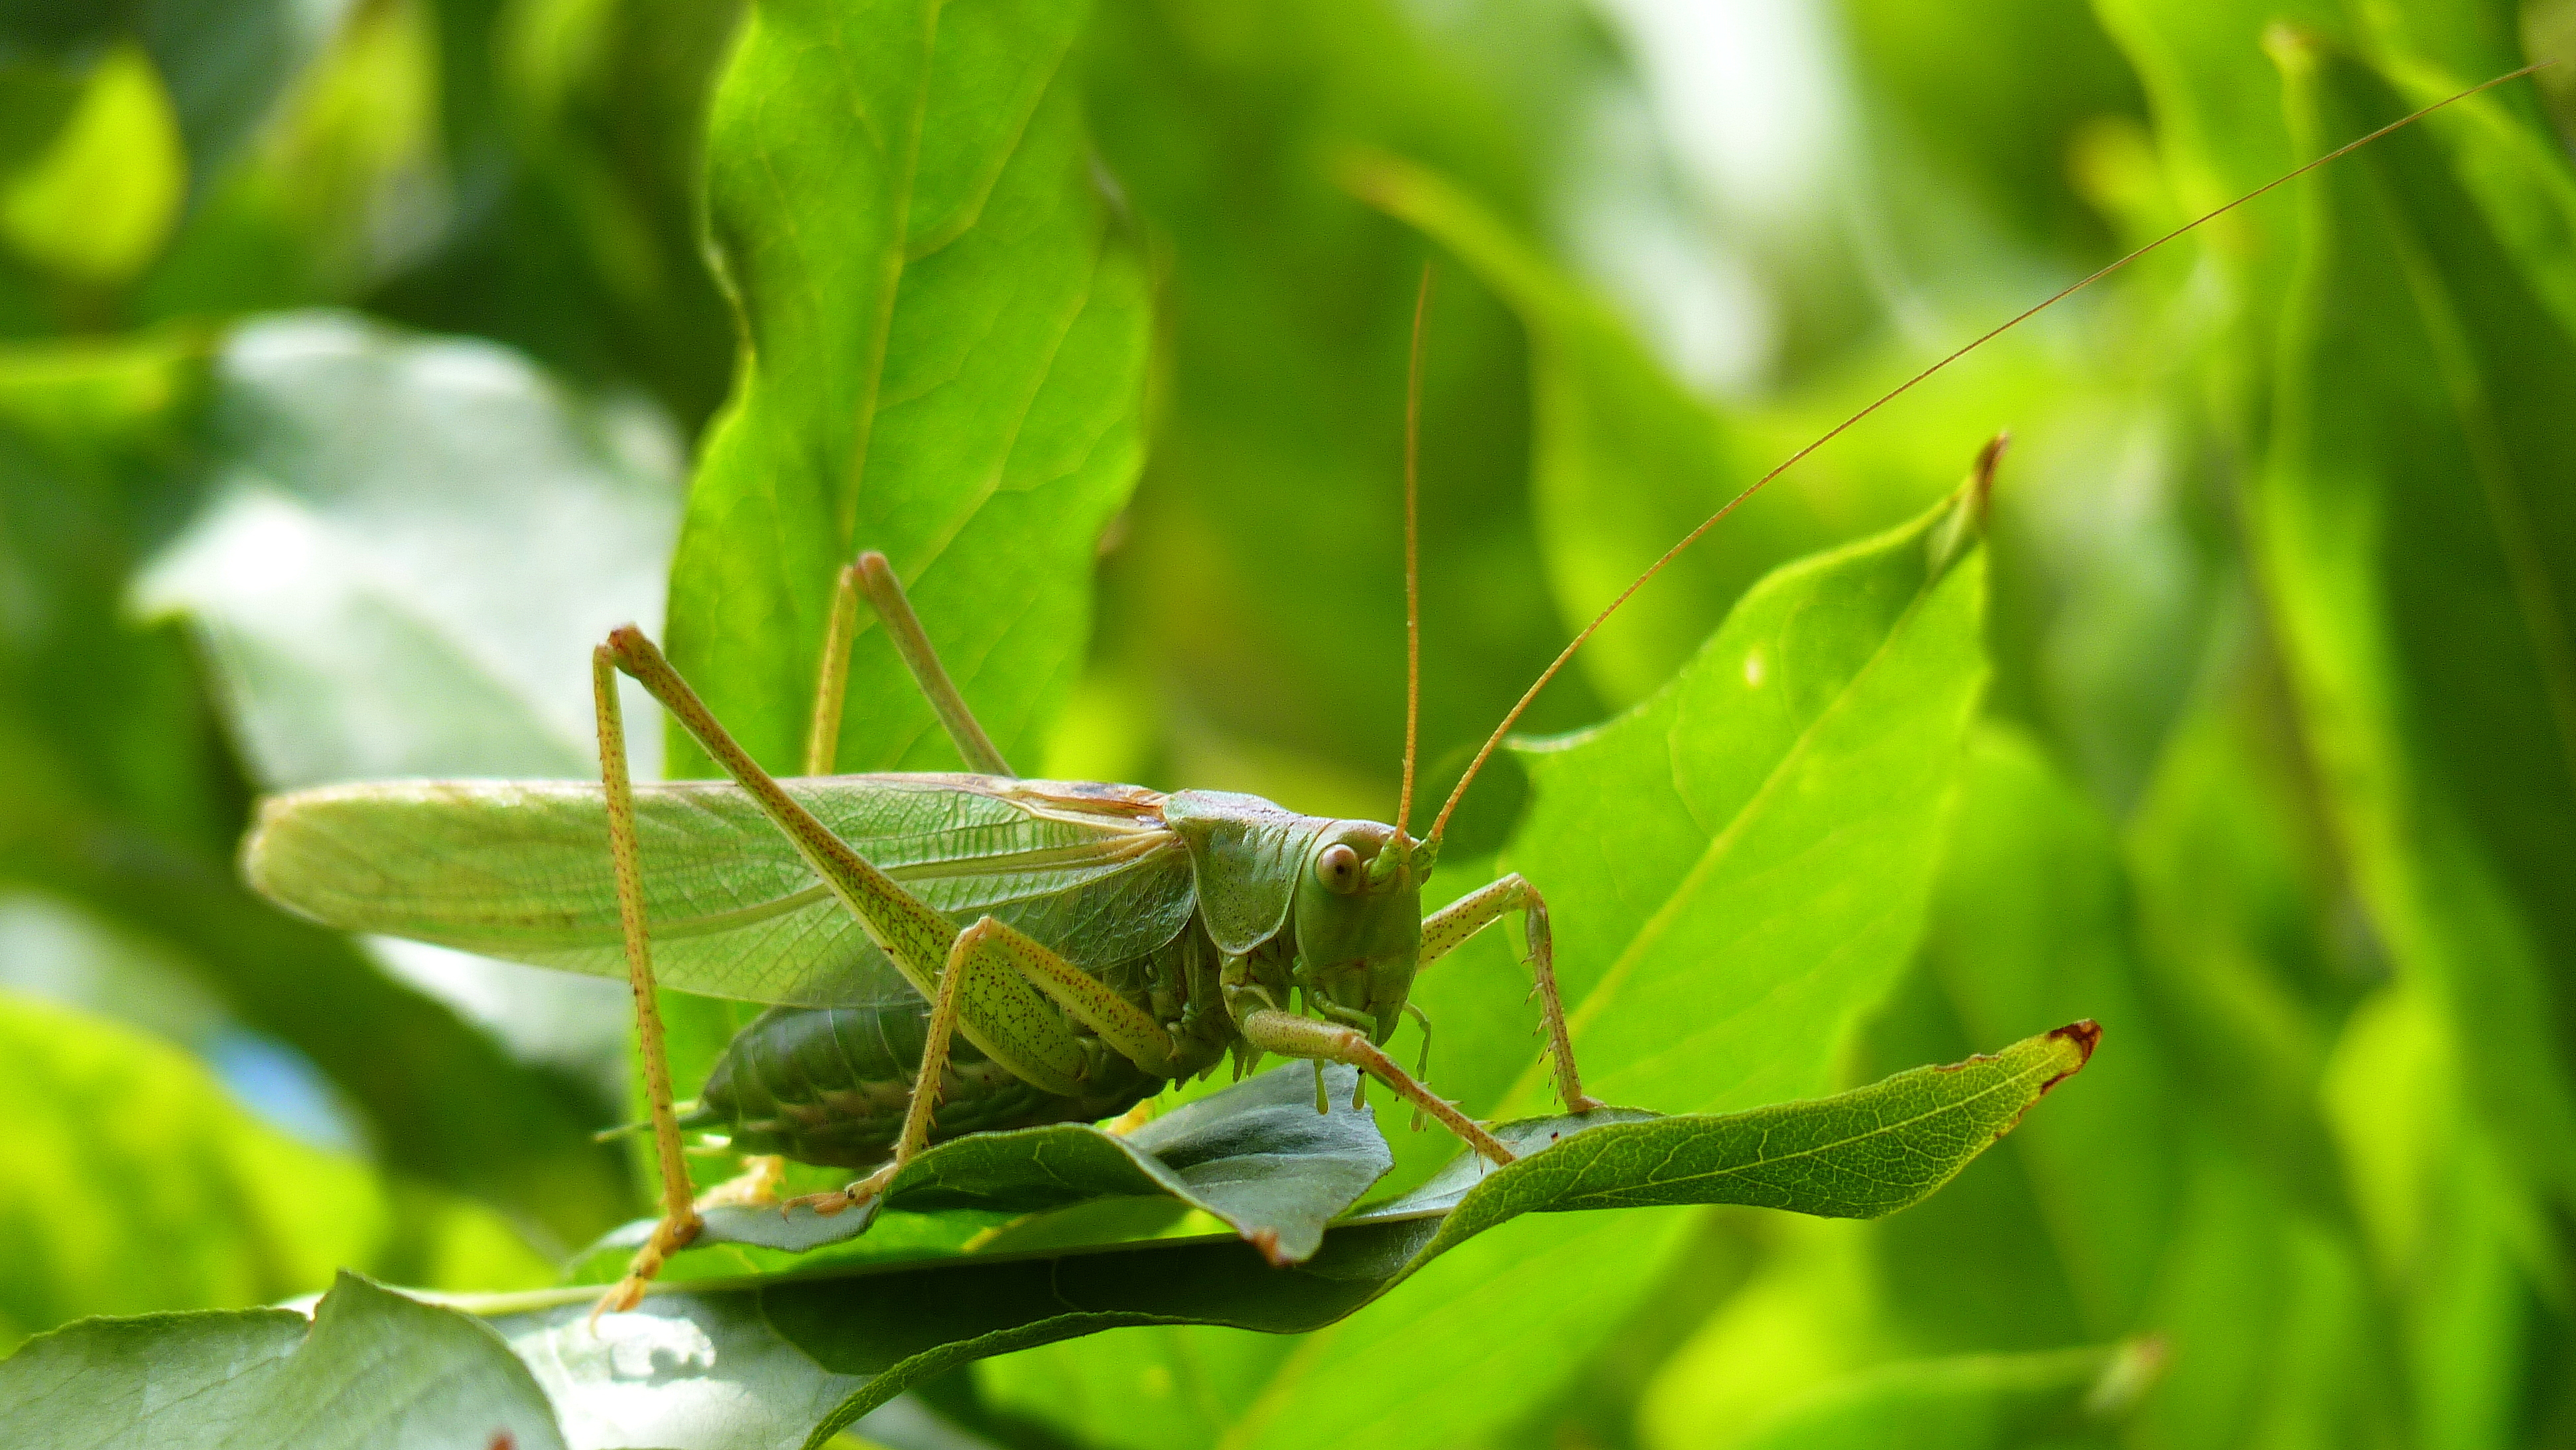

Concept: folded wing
[[243, 773, 1197, 1006]]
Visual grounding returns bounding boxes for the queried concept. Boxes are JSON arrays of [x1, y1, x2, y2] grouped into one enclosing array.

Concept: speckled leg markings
[[594, 617, 1205, 1303], [590, 644, 702, 1323], [1418, 874, 1605, 1113]]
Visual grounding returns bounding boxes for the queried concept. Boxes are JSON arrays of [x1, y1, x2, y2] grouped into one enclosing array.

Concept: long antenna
[[1397, 263, 1433, 838], [1423, 57, 2553, 847]]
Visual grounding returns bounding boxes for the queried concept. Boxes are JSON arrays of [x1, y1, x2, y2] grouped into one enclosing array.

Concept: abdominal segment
[[688, 1002, 1161, 1168]]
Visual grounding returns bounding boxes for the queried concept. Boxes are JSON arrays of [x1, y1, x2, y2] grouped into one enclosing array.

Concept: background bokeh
[[3, 0, 2573, 1445]]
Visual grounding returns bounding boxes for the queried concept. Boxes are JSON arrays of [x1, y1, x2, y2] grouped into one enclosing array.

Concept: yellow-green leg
[[807, 550, 1015, 778], [606, 625, 1088, 1091], [1420, 874, 1605, 1113], [785, 912, 1185, 1216], [595, 625, 1187, 1305], [590, 646, 702, 1321], [1236, 1008, 1515, 1166]]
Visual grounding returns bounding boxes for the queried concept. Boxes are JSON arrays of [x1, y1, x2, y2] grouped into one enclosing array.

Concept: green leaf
[[988, 470, 1998, 1450], [0, 335, 634, 1253], [576, 1062, 1395, 1278], [1352, 152, 1754, 708], [133, 307, 684, 1189], [1070, 0, 1605, 792], [465, 1026, 2091, 1450], [0, 992, 551, 1352], [1868, 725, 2185, 1349], [665, 0, 1151, 780], [2258, 43, 2576, 1218], [0, 42, 182, 285], [0, 1273, 564, 1450], [139, 311, 684, 787], [1727, 1341, 2152, 1450]]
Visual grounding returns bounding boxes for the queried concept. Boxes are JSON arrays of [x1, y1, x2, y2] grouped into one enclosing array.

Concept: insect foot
[[785, 1161, 901, 1219], [590, 1212, 702, 1328]]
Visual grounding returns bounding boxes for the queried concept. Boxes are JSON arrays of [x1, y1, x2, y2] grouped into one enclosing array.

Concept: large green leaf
[[0, 335, 633, 1252], [665, 0, 1150, 781], [574, 1063, 1395, 1280], [139, 311, 684, 787], [1352, 152, 1753, 708], [137, 307, 684, 1109], [0, 1026, 2089, 1449], [2258, 43, 2576, 1217], [1865, 725, 2183, 1352], [986, 474, 1996, 1449], [480, 1026, 2088, 1450], [1068, 0, 1604, 798], [0, 1273, 564, 1450], [0, 992, 551, 1352]]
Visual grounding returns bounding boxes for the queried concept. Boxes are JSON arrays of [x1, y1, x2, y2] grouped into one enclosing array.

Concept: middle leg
[[1419, 874, 1605, 1113], [787, 912, 1185, 1215]]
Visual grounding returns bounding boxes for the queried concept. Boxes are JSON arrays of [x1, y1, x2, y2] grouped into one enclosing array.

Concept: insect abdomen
[[691, 1004, 1160, 1168]]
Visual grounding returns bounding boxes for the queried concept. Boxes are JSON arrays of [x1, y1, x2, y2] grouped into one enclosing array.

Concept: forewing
[[242, 774, 1196, 1006]]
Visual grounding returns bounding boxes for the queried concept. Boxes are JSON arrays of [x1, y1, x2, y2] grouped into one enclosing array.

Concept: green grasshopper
[[239, 60, 2542, 1317], [247, 277, 1598, 1315]]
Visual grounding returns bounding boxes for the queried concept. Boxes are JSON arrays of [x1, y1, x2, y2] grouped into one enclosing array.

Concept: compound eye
[[1316, 843, 1363, 893]]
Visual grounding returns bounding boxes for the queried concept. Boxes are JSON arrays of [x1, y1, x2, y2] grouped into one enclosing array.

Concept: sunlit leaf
[[139, 310, 684, 786], [2259, 43, 2576, 1218], [0, 992, 551, 1353], [0, 44, 180, 284], [0, 334, 634, 1252], [665, 0, 1150, 781], [477, 1026, 2089, 1450], [990, 474, 1997, 1450], [0, 1273, 564, 1450]]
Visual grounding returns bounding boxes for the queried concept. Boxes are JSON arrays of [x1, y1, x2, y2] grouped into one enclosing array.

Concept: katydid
[[237, 60, 2547, 1318]]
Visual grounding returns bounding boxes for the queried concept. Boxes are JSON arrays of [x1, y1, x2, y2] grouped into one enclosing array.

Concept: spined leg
[[806, 549, 1014, 778], [1237, 1008, 1515, 1167], [785, 914, 979, 1217], [590, 646, 702, 1321], [603, 625, 1089, 1095], [786, 914, 1183, 1216], [1419, 874, 1604, 1113]]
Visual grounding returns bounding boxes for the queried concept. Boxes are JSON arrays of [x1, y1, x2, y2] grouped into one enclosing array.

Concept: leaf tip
[[1927, 433, 2008, 577], [1972, 430, 2010, 509], [2042, 1019, 2102, 1091], [1248, 1227, 1289, 1268]]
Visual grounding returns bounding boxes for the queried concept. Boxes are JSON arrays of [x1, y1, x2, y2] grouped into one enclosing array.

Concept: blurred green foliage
[[1, 0, 2572, 1445]]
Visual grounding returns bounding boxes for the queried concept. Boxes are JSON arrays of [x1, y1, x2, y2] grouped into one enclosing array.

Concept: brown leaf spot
[[2039, 1020, 2102, 1095], [1248, 1227, 1288, 1267], [489, 1435, 515, 1450]]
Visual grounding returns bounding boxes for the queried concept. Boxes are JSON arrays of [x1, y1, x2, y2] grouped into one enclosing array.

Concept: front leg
[[1420, 874, 1605, 1113], [1238, 1008, 1515, 1167]]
